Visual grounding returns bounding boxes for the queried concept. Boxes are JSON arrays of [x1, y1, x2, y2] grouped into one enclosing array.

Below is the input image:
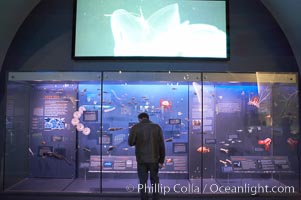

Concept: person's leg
[[137, 163, 149, 200], [149, 163, 160, 200]]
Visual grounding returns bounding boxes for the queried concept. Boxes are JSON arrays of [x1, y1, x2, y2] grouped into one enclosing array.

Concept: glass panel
[[102, 72, 201, 194], [4, 72, 102, 192], [203, 72, 299, 195], [5, 81, 31, 190], [4, 71, 299, 196], [189, 78, 217, 193], [71, 81, 102, 193]]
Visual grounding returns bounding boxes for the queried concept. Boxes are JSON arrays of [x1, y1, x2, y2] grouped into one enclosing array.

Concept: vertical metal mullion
[[99, 72, 104, 194], [201, 72, 204, 193], [1, 72, 9, 191]]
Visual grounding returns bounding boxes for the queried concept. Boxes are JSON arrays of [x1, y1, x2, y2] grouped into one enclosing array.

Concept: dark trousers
[[137, 163, 160, 200]]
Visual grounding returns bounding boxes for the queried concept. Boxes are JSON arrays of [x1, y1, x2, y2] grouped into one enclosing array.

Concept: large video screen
[[74, 0, 228, 59]]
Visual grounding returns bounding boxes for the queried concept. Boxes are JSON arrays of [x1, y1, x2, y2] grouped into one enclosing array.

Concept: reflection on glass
[[101, 72, 192, 192], [4, 72, 299, 195], [203, 73, 299, 195]]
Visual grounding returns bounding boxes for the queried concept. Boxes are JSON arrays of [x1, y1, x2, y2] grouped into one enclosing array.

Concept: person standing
[[128, 112, 165, 200]]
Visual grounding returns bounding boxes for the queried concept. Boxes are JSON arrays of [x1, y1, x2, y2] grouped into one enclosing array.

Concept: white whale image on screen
[[108, 4, 226, 58]]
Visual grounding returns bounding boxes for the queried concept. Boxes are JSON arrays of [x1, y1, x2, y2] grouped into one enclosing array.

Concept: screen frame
[[72, 0, 230, 61]]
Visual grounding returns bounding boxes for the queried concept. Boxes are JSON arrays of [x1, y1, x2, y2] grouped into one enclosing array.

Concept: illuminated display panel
[[74, 0, 228, 59]]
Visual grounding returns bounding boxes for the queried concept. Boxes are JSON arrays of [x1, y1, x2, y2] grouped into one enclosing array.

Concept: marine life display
[[82, 127, 91, 135], [220, 148, 229, 154], [82, 147, 91, 152], [165, 137, 174, 142], [42, 151, 71, 165], [247, 84, 272, 109], [219, 160, 227, 166], [248, 96, 259, 108], [225, 159, 232, 164], [196, 146, 210, 153], [71, 105, 93, 136], [287, 138, 299, 149], [29, 148, 34, 156], [177, 112, 183, 116], [16, 72, 298, 182], [108, 4, 226, 57], [111, 89, 122, 100], [160, 99, 172, 110], [247, 127, 254, 133], [258, 138, 272, 151], [192, 82, 202, 103], [71, 118, 80, 126], [108, 127, 124, 131], [107, 146, 115, 152], [78, 106, 86, 114], [103, 107, 116, 113], [76, 123, 85, 132], [287, 137, 298, 145], [73, 111, 81, 118]]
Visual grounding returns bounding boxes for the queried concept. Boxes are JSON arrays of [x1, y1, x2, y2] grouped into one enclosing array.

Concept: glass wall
[[3, 71, 299, 195], [4, 72, 102, 192], [101, 72, 199, 192], [203, 72, 299, 195]]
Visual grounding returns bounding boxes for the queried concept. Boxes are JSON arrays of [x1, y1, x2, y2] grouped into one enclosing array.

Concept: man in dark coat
[[128, 112, 165, 200]]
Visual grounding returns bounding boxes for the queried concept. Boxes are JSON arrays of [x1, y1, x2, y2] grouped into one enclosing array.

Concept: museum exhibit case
[[3, 71, 300, 195]]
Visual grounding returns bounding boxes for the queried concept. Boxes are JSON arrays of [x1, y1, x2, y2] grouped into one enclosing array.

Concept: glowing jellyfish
[[78, 106, 86, 114], [83, 127, 91, 135], [76, 123, 85, 132], [73, 111, 81, 119], [258, 138, 272, 151], [108, 4, 226, 58], [71, 118, 80, 126]]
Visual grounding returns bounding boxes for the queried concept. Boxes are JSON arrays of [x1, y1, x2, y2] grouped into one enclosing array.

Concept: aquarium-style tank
[[4, 71, 299, 195]]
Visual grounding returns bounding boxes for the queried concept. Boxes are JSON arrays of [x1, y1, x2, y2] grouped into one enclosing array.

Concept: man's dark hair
[[138, 112, 149, 119]]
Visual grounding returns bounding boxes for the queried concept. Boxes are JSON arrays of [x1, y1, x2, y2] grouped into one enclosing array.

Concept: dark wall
[[0, 0, 299, 73], [0, 0, 299, 191]]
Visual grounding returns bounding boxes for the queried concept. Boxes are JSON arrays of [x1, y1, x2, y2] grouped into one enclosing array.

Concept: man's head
[[138, 112, 149, 121]]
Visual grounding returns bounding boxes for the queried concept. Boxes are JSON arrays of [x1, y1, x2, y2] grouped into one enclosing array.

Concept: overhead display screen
[[74, 0, 228, 59]]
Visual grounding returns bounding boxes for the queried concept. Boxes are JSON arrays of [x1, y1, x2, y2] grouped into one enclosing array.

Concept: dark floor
[[2, 177, 300, 200], [6, 177, 296, 193], [0, 192, 300, 200]]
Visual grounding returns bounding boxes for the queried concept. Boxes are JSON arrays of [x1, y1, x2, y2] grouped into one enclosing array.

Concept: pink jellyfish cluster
[[71, 106, 91, 135]]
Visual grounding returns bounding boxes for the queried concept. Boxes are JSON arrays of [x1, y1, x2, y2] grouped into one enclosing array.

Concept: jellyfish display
[[109, 4, 226, 58]]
